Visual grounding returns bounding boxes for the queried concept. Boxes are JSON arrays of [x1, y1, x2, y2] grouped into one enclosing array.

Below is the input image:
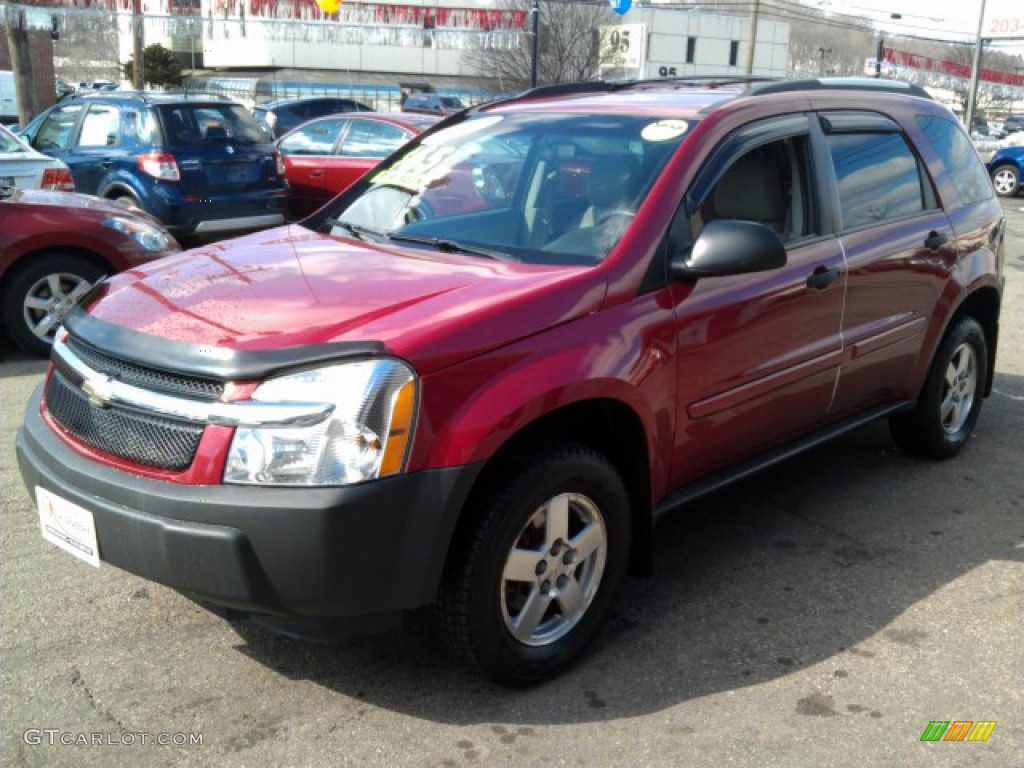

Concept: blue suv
[[19, 92, 289, 240]]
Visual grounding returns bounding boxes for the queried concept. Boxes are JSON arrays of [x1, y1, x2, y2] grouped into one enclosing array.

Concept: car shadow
[[227, 371, 1024, 724]]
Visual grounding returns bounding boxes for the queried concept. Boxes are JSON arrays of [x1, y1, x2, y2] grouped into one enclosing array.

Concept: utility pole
[[745, 0, 760, 75], [875, 38, 884, 78], [132, 0, 145, 89], [3, 5, 38, 126], [964, 0, 988, 133], [530, 0, 539, 88]]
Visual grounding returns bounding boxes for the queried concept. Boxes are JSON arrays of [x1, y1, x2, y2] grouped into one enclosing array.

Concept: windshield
[[318, 112, 693, 266]]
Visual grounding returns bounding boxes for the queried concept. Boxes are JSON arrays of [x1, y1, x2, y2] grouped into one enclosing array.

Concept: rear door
[[327, 118, 412, 195], [278, 117, 348, 218], [64, 102, 124, 194], [819, 112, 957, 416]]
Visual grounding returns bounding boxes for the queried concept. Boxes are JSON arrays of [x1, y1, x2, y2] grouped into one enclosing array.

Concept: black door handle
[[806, 265, 840, 290], [924, 231, 949, 250]]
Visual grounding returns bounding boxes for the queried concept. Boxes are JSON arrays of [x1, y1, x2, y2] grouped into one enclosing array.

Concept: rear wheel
[[437, 444, 631, 686], [111, 191, 143, 210], [889, 316, 988, 459], [2, 253, 103, 356], [991, 165, 1019, 197]]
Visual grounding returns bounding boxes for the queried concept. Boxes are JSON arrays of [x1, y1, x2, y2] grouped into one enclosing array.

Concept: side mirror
[[670, 219, 787, 280]]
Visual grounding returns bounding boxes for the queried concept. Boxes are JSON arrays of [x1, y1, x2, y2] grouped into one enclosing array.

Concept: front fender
[[409, 291, 678, 501]]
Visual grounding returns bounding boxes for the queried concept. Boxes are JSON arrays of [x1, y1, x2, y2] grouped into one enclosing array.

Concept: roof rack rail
[[67, 90, 233, 103], [634, 75, 779, 89], [746, 77, 932, 100]]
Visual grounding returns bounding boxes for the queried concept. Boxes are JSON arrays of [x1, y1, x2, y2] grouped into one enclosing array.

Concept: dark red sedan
[[1, 188, 180, 355], [277, 112, 439, 219]]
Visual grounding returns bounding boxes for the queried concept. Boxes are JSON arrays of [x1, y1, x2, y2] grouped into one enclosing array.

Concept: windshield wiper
[[385, 232, 508, 261], [323, 219, 385, 241]]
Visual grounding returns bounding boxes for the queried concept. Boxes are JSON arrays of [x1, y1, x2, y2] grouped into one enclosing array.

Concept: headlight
[[102, 216, 174, 252], [224, 360, 417, 486]]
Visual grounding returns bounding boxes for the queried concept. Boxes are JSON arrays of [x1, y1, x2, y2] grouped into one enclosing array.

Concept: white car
[[0, 123, 74, 191]]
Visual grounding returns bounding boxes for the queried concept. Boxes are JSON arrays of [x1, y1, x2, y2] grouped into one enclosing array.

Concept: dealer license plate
[[36, 487, 100, 567]]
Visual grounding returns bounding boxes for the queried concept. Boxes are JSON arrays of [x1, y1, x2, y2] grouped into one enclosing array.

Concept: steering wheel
[[596, 210, 636, 229], [472, 166, 508, 203]]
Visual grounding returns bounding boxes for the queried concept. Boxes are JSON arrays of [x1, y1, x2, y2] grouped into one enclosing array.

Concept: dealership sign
[[985, 0, 1024, 39]]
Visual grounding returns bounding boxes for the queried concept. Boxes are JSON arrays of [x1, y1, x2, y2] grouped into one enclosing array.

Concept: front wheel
[[889, 316, 988, 459], [2, 253, 104, 356], [437, 444, 631, 686]]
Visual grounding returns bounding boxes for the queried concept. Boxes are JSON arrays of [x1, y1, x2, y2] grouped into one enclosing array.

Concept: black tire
[[990, 165, 1019, 198], [437, 443, 631, 686], [1, 253, 104, 356], [889, 316, 988, 459], [110, 191, 143, 210]]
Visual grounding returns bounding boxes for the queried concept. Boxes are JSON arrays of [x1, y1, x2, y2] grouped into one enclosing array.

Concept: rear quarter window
[[915, 115, 994, 206]]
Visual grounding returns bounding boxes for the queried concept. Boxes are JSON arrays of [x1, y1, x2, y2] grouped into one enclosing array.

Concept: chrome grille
[[66, 336, 225, 401], [45, 371, 204, 471]]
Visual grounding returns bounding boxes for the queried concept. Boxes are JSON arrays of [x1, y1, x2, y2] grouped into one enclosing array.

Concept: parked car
[[401, 92, 465, 116], [56, 80, 75, 100], [1, 187, 179, 355], [252, 97, 373, 140], [277, 112, 439, 218], [17, 78, 1005, 685], [1002, 114, 1024, 135], [0, 123, 75, 192], [987, 145, 1023, 197], [17, 91, 289, 241]]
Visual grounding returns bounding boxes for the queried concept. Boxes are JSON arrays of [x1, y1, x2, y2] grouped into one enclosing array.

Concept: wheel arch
[[951, 284, 1001, 397], [0, 245, 116, 287], [447, 398, 655, 579]]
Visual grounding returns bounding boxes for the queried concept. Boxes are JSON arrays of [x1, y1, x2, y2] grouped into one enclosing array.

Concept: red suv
[[17, 78, 1005, 685]]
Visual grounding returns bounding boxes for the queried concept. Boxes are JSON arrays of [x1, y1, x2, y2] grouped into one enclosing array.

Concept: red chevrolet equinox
[[17, 78, 1005, 685]]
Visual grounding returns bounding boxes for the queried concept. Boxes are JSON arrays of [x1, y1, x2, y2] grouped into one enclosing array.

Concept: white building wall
[[628, 9, 789, 79]]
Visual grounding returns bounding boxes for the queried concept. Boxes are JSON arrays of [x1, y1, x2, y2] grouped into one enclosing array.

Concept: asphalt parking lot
[[2, 203, 1023, 768]]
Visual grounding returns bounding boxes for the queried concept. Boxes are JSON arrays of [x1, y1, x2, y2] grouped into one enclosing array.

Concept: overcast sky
[[818, 0, 1024, 56]]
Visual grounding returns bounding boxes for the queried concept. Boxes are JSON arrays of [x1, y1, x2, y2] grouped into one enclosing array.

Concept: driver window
[[690, 135, 817, 246]]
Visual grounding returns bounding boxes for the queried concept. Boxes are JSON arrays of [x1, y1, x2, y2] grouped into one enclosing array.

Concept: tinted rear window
[[916, 115, 994, 206], [160, 104, 267, 146]]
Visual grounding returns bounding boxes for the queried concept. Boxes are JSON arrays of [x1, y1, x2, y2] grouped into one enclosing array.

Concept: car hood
[[84, 225, 606, 373]]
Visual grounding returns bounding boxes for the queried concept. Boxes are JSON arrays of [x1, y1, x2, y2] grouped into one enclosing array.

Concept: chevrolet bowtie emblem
[[81, 374, 116, 408]]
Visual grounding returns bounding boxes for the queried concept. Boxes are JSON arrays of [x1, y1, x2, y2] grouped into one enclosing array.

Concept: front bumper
[[17, 384, 481, 618]]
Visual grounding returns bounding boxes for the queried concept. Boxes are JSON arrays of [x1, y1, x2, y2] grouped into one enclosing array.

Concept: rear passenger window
[[827, 133, 925, 230], [341, 120, 409, 158], [916, 115, 993, 205], [77, 105, 120, 148]]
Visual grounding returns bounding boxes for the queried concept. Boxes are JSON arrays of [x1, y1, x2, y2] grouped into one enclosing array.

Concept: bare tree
[[465, 0, 616, 91]]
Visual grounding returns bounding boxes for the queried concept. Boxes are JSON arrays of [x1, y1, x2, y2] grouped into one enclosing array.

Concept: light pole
[[965, 0, 988, 133], [530, 0, 539, 88]]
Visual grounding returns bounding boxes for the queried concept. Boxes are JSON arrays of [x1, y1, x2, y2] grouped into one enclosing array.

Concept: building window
[[729, 40, 739, 67], [686, 36, 696, 64]]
